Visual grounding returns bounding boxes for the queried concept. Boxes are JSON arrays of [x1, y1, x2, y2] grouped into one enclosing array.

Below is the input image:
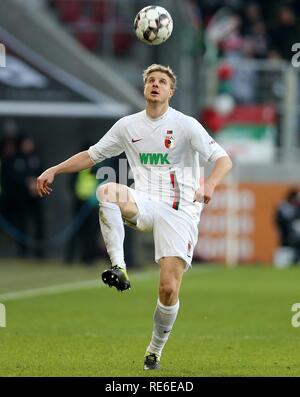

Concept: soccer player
[[36, 64, 232, 370]]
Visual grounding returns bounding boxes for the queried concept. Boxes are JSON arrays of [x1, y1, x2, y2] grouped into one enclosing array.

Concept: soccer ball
[[134, 6, 173, 45]]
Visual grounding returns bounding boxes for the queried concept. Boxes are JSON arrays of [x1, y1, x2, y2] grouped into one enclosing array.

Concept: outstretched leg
[[144, 256, 185, 369], [98, 182, 138, 291]]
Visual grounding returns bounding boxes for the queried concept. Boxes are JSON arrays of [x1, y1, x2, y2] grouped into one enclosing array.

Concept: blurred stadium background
[[1, 0, 300, 267], [1, 0, 300, 377]]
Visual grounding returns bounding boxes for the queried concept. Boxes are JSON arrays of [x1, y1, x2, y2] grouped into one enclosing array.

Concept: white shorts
[[124, 188, 200, 271]]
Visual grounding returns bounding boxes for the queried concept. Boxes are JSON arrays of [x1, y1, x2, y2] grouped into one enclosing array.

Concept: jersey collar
[[144, 107, 171, 122]]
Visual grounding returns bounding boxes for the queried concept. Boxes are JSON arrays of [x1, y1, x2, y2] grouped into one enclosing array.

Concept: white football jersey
[[88, 107, 228, 217]]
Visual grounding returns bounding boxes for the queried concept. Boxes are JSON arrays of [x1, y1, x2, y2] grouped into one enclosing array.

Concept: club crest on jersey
[[164, 130, 175, 149]]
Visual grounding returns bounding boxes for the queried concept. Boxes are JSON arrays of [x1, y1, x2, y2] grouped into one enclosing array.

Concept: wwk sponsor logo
[[139, 152, 170, 165]]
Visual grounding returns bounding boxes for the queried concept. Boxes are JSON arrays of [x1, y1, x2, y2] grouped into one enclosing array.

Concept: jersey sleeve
[[88, 119, 125, 164], [187, 116, 228, 162]]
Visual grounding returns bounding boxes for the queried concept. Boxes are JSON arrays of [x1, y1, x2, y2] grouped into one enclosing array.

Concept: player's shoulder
[[118, 110, 145, 126], [170, 108, 204, 133], [170, 107, 201, 125]]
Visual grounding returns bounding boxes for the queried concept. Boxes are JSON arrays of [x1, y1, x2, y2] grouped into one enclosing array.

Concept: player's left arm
[[187, 116, 232, 204], [195, 155, 232, 204]]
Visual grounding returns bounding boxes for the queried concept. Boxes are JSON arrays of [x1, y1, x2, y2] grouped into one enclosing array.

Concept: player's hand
[[193, 182, 216, 204], [36, 168, 55, 197]]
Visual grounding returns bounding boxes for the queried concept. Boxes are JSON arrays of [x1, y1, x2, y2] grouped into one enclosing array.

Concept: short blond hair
[[143, 64, 177, 91]]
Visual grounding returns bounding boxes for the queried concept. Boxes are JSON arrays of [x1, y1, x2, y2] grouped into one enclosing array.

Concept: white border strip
[[0, 280, 101, 302], [0, 271, 157, 302], [0, 101, 130, 118], [0, 25, 111, 103]]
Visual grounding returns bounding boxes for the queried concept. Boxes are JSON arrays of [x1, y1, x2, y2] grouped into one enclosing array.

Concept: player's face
[[144, 72, 174, 104]]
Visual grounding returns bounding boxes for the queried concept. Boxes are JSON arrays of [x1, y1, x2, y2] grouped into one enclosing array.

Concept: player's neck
[[146, 103, 169, 120]]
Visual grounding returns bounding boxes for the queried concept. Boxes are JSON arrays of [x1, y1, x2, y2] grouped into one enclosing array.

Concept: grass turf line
[[0, 263, 300, 376]]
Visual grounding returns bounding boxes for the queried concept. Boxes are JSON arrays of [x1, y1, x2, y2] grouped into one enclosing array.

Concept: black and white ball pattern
[[134, 6, 173, 45]]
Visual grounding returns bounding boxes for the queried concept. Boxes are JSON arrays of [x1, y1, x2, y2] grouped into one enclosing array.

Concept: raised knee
[[99, 182, 117, 202]]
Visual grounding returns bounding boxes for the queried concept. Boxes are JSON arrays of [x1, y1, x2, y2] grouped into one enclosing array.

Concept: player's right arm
[[36, 150, 94, 197], [37, 119, 125, 198]]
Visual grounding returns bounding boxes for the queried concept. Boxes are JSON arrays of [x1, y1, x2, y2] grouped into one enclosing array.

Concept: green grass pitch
[[0, 260, 300, 376]]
